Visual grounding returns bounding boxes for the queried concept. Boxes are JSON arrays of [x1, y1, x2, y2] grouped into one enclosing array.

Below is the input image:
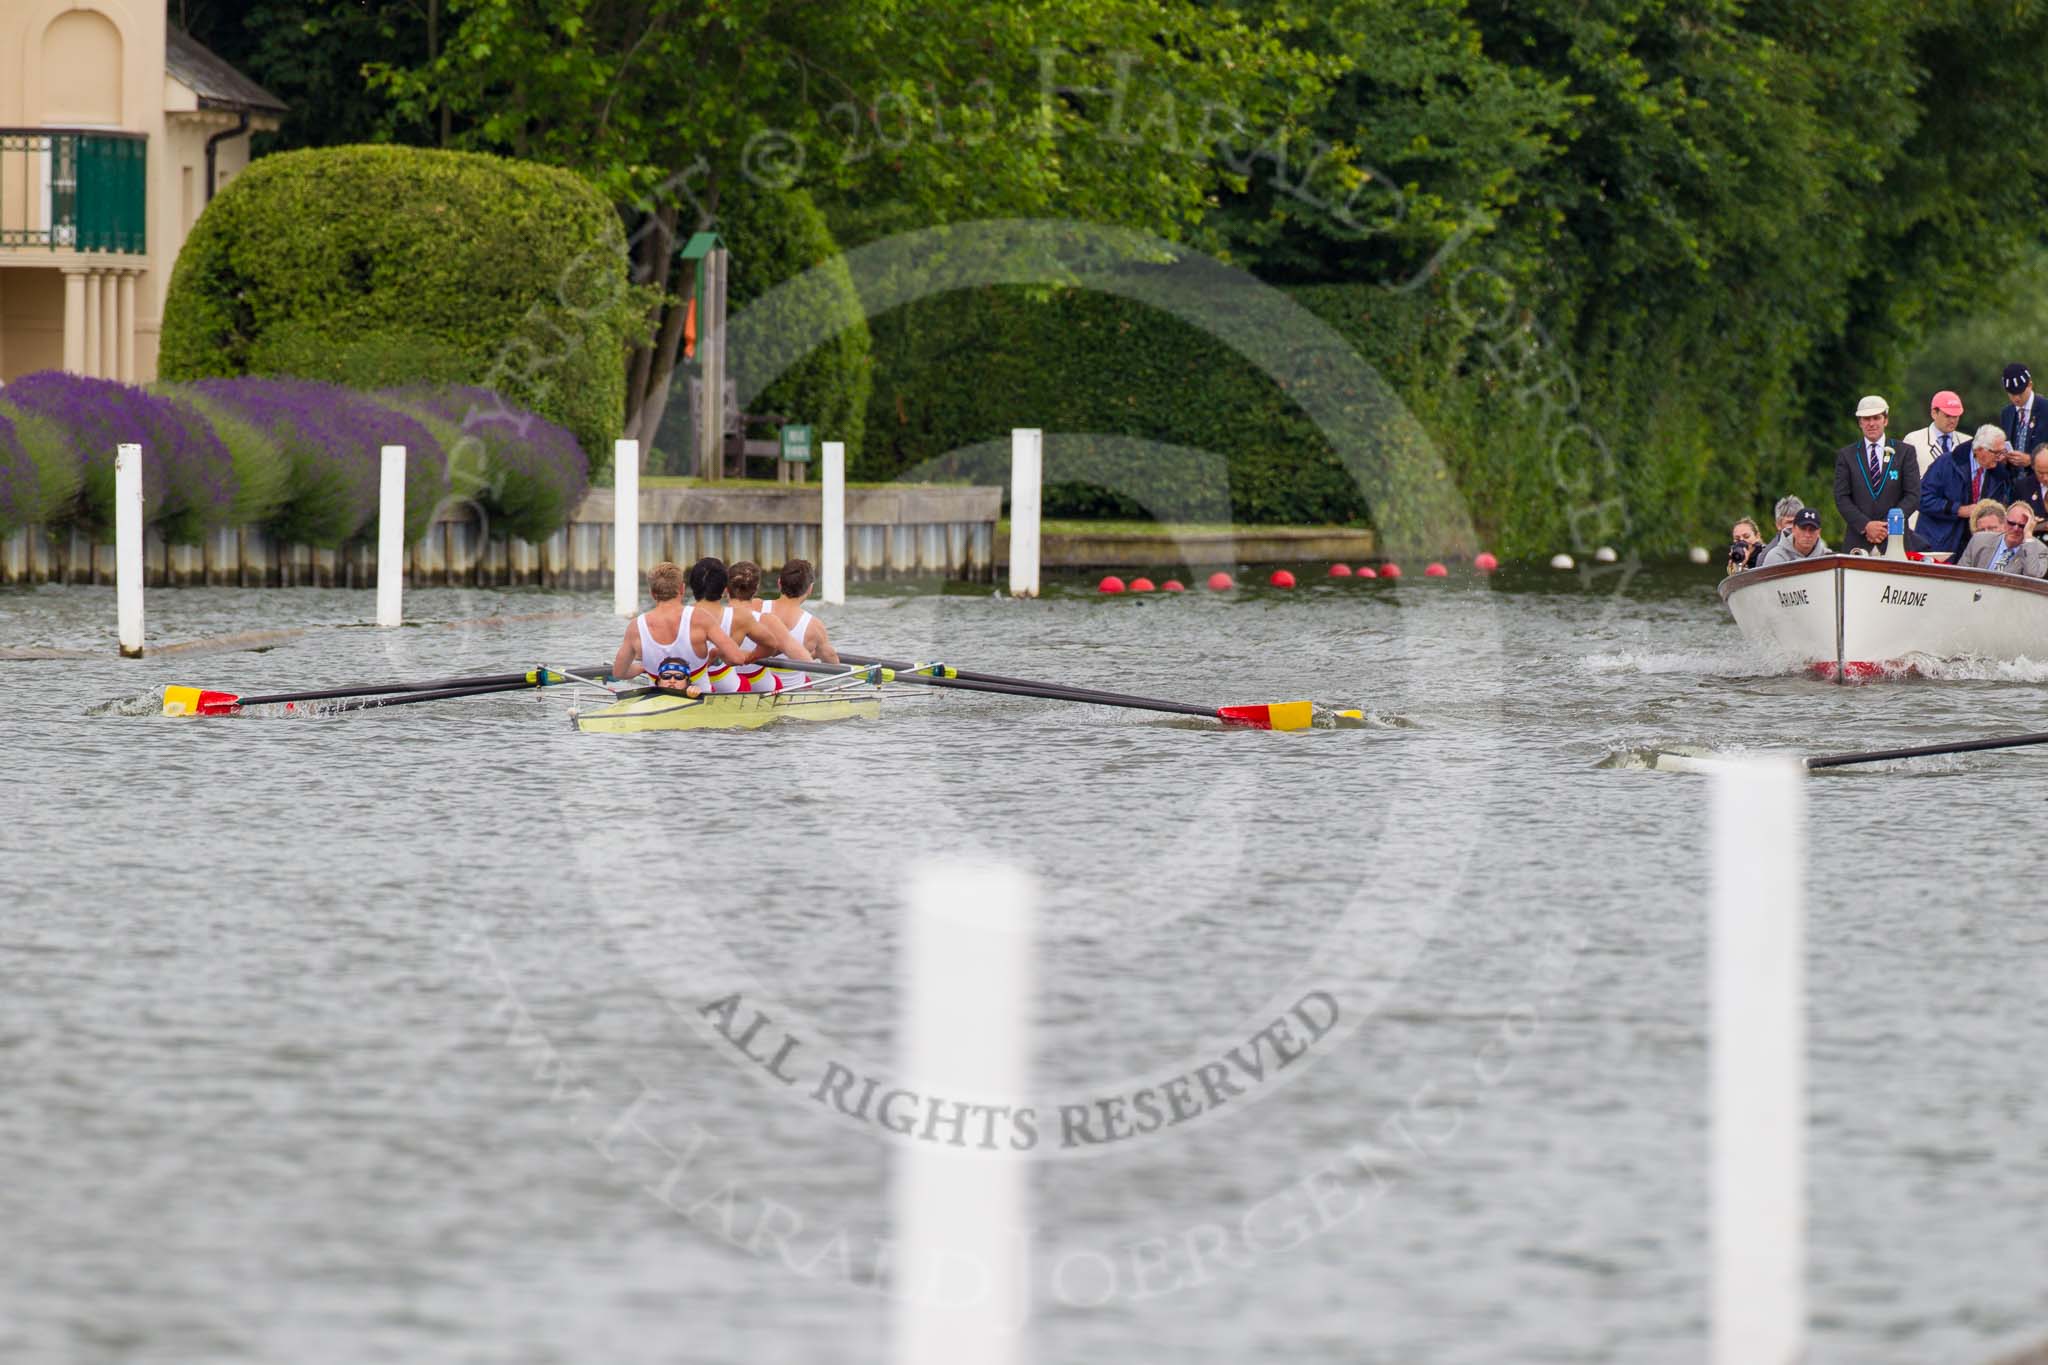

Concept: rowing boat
[[570, 687, 882, 734]]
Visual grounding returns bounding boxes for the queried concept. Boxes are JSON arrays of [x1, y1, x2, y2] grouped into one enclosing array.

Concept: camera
[[1727, 541, 1761, 570]]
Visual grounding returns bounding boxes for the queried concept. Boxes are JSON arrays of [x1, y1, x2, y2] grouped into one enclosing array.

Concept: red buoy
[[1268, 569, 1297, 588], [1129, 576, 1155, 592], [1099, 575, 1126, 594], [1328, 563, 1353, 577], [1424, 562, 1448, 577], [1162, 579, 1186, 592], [1380, 563, 1402, 579], [1206, 572, 1234, 591], [1355, 566, 1378, 579], [1474, 551, 1499, 572]]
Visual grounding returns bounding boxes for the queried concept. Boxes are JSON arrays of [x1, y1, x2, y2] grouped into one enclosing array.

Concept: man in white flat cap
[[1833, 394, 1920, 553]]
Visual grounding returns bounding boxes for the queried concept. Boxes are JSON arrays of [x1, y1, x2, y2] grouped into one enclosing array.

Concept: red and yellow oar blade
[[1215, 701, 1315, 732], [162, 686, 239, 717]]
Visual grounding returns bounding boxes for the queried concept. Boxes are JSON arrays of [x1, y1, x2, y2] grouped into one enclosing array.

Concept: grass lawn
[[634, 475, 970, 491]]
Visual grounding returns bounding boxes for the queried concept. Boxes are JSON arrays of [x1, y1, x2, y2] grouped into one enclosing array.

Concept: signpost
[[778, 423, 813, 484]]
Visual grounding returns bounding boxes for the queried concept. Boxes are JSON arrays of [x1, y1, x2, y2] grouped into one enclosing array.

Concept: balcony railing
[[0, 129, 146, 254]]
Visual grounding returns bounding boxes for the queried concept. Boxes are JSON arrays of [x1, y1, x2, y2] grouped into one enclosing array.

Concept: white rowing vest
[[634, 610, 692, 677], [683, 604, 743, 693], [736, 607, 812, 691]]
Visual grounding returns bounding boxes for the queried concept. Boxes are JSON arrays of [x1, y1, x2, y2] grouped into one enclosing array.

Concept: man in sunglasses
[[1956, 503, 2048, 577]]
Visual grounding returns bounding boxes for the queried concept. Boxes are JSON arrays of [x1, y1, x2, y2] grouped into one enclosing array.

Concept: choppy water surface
[[3, 565, 2041, 1364]]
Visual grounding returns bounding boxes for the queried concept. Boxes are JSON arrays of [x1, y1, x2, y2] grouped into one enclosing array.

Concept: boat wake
[[1580, 649, 1786, 679]]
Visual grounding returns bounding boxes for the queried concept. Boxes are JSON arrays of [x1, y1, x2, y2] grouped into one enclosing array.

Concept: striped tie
[[1868, 443, 1881, 482]]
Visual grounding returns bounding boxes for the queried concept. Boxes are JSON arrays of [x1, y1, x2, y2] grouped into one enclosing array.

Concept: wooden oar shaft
[[233, 666, 607, 708], [772, 658, 1222, 719], [1806, 729, 2048, 769]]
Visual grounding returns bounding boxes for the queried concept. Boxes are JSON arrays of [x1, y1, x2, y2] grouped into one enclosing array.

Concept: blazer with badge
[[1956, 529, 2048, 577], [1919, 447, 2017, 556], [1833, 438, 1920, 545], [2001, 395, 2048, 458]]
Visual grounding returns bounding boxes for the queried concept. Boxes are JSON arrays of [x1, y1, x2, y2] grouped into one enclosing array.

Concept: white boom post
[[821, 439, 846, 605], [114, 443, 143, 657], [893, 861, 1036, 1365], [1008, 429, 1041, 599], [1711, 757, 1806, 1365], [614, 438, 641, 616], [377, 444, 406, 629]]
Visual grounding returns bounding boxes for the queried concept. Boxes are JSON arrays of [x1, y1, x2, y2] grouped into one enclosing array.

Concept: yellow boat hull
[[572, 688, 881, 734]]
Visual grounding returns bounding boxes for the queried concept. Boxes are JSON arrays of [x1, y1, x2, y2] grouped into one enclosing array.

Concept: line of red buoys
[[1100, 553, 1496, 594]]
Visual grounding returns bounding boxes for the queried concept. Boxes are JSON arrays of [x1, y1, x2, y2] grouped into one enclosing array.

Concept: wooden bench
[[688, 376, 791, 480]]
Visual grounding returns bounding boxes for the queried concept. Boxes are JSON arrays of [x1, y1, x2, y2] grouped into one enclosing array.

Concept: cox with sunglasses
[[1954, 504, 2048, 576]]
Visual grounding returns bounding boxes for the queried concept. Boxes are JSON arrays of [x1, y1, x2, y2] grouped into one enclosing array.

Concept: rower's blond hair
[[727, 560, 762, 600], [648, 561, 685, 601]]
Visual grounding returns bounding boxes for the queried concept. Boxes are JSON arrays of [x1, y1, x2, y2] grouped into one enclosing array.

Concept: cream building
[[0, 2, 283, 383]]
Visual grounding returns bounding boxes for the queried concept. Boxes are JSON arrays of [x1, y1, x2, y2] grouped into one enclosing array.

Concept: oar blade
[[162, 686, 239, 717], [1216, 701, 1315, 732]]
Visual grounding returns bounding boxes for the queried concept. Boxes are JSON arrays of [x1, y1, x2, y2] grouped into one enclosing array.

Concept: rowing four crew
[[612, 556, 841, 698]]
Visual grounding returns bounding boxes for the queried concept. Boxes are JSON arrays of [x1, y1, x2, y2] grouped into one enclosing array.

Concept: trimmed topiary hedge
[[158, 145, 638, 479]]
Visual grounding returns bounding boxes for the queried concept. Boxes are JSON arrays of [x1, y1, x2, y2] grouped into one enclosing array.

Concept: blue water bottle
[[1887, 507, 1904, 539]]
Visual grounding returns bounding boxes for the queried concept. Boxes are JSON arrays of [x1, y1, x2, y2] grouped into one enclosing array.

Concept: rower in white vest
[[615, 558, 810, 694], [732, 557, 840, 691], [611, 561, 706, 692]]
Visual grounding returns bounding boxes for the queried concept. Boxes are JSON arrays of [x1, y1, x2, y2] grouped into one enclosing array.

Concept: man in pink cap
[[1903, 390, 1969, 481], [1901, 390, 1970, 533]]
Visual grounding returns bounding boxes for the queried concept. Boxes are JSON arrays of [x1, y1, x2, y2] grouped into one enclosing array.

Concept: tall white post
[[893, 861, 1035, 1365], [1711, 758, 1806, 1365], [1008, 429, 1041, 599], [821, 439, 846, 605], [114, 442, 143, 657], [377, 445, 406, 629], [614, 438, 641, 616]]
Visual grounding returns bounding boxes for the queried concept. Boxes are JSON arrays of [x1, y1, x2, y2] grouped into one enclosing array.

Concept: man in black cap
[[2000, 364, 2048, 464], [1759, 508, 1829, 566]]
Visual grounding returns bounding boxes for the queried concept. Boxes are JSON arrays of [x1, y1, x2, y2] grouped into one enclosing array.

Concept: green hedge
[[159, 145, 638, 479], [861, 274, 1824, 558]]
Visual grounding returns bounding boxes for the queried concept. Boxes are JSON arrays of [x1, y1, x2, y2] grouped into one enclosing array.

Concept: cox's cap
[[1931, 390, 1964, 416], [2005, 363, 2033, 393], [656, 659, 695, 678], [1793, 508, 1822, 529], [1855, 394, 1889, 418]]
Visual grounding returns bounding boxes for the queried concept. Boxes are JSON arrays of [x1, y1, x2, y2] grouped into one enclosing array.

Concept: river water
[[2, 564, 2040, 1365]]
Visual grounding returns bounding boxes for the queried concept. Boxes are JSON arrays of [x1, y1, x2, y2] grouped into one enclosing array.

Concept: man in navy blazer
[[1920, 423, 2018, 556], [1999, 363, 2048, 464], [1834, 394, 1921, 551]]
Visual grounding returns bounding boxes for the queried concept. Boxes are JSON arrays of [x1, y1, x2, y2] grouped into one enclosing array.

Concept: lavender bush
[[0, 372, 235, 542], [0, 408, 31, 536], [384, 385, 589, 543], [182, 378, 446, 547], [0, 407, 87, 531]]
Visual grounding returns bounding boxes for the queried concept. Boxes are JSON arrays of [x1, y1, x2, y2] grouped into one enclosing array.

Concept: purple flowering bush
[[180, 378, 446, 546], [384, 385, 589, 543], [0, 372, 234, 542], [0, 408, 31, 536]]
